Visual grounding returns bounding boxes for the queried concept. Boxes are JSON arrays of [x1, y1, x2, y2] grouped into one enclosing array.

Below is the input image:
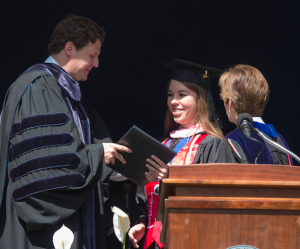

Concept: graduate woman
[[219, 64, 293, 165], [128, 60, 238, 249]]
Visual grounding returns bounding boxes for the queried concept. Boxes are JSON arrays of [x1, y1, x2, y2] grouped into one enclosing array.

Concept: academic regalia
[[140, 59, 239, 249], [226, 119, 293, 165], [0, 63, 113, 249], [142, 131, 239, 249]]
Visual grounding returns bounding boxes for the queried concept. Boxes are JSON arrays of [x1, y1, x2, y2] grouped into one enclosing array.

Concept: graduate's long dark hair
[[165, 81, 224, 139]]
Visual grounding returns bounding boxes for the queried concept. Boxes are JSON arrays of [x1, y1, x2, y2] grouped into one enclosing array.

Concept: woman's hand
[[145, 155, 169, 183], [128, 223, 146, 248]]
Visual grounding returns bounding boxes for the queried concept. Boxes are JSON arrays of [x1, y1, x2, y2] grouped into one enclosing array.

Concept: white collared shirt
[[44, 55, 59, 66], [253, 117, 265, 124], [109, 171, 128, 181]]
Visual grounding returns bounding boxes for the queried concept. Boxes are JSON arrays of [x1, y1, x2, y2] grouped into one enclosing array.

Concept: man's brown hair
[[219, 64, 270, 117], [48, 14, 106, 55]]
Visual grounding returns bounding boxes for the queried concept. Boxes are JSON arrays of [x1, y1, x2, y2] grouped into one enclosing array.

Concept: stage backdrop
[[0, 0, 299, 165]]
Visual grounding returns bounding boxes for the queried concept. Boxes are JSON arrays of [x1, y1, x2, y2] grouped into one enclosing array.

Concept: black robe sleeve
[[81, 98, 114, 199], [193, 135, 240, 164], [3, 74, 108, 232], [264, 134, 290, 165]]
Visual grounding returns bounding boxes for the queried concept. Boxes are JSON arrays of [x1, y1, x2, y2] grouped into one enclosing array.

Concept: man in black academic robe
[[0, 14, 131, 249]]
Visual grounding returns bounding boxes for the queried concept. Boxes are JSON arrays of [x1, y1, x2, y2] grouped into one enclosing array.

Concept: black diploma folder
[[107, 125, 177, 186]]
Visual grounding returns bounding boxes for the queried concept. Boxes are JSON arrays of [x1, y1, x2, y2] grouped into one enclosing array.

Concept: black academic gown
[[193, 134, 240, 164], [0, 70, 113, 249], [132, 134, 239, 249]]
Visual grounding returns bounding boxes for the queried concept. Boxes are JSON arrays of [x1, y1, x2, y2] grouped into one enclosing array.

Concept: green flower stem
[[122, 232, 126, 249]]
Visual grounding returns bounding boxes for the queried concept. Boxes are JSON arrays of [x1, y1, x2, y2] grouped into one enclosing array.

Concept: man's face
[[68, 39, 102, 81]]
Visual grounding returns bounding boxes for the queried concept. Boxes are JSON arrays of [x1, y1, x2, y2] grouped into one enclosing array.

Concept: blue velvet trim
[[10, 153, 80, 181], [253, 122, 277, 139], [12, 173, 85, 201], [8, 133, 74, 161], [11, 113, 69, 138], [166, 138, 189, 164]]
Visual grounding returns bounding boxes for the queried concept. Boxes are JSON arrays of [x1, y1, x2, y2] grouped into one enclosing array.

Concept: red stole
[[143, 181, 163, 249], [144, 133, 208, 249]]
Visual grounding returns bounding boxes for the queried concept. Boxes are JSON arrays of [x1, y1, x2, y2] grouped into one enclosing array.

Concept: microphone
[[236, 113, 264, 164], [236, 113, 253, 138], [236, 113, 300, 164]]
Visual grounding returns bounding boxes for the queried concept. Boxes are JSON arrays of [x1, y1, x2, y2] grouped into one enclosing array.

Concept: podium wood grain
[[159, 163, 300, 249], [167, 209, 300, 249]]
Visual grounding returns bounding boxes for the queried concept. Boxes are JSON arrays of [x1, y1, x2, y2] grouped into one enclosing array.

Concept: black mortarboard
[[164, 59, 224, 122]]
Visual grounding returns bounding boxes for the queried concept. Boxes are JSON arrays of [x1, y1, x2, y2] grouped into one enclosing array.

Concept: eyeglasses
[[220, 94, 229, 103], [219, 93, 224, 101]]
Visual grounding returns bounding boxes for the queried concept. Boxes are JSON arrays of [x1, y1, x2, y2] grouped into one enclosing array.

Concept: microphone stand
[[253, 128, 300, 164], [246, 135, 265, 164]]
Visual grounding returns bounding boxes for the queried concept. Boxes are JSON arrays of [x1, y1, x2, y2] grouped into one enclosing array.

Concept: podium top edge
[[161, 179, 300, 188], [167, 164, 300, 183]]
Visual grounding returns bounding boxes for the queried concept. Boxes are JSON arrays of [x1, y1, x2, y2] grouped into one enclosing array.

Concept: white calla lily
[[111, 206, 130, 244], [53, 224, 74, 249]]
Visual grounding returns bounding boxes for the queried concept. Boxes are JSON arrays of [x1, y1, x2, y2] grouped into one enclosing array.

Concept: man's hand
[[128, 223, 146, 248], [102, 143, 131, 165], [145, 155, 169, 182]]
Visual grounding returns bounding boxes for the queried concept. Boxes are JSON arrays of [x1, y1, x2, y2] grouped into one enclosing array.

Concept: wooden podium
[[157, 163, 300, 249]]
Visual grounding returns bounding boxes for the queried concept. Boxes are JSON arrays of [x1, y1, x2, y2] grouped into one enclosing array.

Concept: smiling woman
[[167, 80, 198, 128], [165, 79, 224, 139], [128, 59, 240, 249]]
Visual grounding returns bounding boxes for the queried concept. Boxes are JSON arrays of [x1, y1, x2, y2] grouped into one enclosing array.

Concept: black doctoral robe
[[131, 134, 240, 249], [193, 134, 241, 164], [0, 70, 113, 249]]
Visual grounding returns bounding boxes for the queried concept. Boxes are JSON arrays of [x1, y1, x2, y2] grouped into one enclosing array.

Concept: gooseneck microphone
[[236, 113, 254, 138], [253, 127, 300, 163], [236, 113, 265, 164], [236, 113, 300, 164]]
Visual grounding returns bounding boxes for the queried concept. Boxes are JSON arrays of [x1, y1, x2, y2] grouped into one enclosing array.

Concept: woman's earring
[[228, 108, 230, 118]]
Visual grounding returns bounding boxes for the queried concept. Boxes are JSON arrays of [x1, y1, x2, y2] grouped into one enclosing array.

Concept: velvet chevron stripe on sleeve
[[8, 133, 74, 161], [12, 173, 85, 201], [9, 153, 80, 181], [10, 113, 69, 138]]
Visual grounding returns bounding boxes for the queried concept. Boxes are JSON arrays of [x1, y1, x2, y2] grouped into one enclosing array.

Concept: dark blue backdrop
[[1, 0, 299, 164]]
